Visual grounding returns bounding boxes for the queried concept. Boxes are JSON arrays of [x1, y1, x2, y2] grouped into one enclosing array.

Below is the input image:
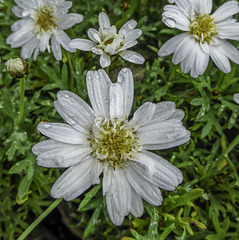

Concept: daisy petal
[[68, 39, 95, 51], [220, 41, 239, 64], [12, 6, 25, 18], [58, 13, 83, 30], [133, 150, 183, 190], [87, 28, 101, 43], [158, 33, 188, 57], [130, 189, 144, 217], [99, 12, 111, 29], [143, 131, 191, 150], [150, 102, 176, 124], [21, 37, 39, 59], [15, 0, 37, 10], [119, 20, 137, 36], [37, 122, 88, 144], [209, 45, 231, 73], [106, 194, 124, 226], [124, 29, 142, 43], [119, 50, 145, 64], [126, 167, 163, 206], [51, 35, 62, 60], [54, 90, 96, 134], [130, 152, 155, 178], [180, 44, 197, 75], [90, 159, 103, 184], [55, 32, 75, 52], [138, 120, 190, 148], [211, 1, 239, 23], [35, 143, 91, 168], [172, 35, 195, 64], [111, 169, 132, 216], [128, 102, 156, 130], [50, 158, 95, 201], [109, 83, 124, 120], [162, 5, 190, 31], [86, 69, 111, 117], [103, 166, 112, 196], [217, 22, 239, 40], [117, 68, 134, 117], [100, 52, 111, 68], [195, 45, 210, 75], [39, 33, 51, 52], [191, 0, 212, 14]]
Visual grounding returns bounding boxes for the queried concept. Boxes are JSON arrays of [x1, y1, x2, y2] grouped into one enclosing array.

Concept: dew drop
[[43, 123, 52, 129], [67, 117, 76, 125], [55, 155, 64, 165], [129, 21, 136, 29]]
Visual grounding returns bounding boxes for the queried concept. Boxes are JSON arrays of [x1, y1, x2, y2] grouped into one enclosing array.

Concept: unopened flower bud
[[5, 58, 28, 78]]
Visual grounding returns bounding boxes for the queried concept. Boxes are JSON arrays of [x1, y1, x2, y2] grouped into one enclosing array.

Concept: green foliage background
[[0, 0, 239, 239]]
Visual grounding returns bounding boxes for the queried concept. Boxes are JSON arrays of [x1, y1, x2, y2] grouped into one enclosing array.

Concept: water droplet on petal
[[43, 123, 52, 129], [55, 155, 64, 165]]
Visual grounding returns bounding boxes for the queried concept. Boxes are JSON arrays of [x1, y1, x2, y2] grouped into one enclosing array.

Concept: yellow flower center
[[189, 14, 217, 44], [34, 6, 57, 33], [89, 117, 141, 169]]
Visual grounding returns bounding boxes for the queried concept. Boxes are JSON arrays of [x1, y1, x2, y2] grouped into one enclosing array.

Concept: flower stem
[[16, 77, 26, 125], [219, 134, 239, 160], [17, 199, 63, 240]]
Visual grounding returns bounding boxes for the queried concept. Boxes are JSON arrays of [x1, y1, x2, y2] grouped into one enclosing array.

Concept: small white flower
[[32, 68, 190, 226], [6, 0, 83, 60], [5, 58, 28, 78], [233, 93, 239, 104], [158, 0, 239, 78], [69, 12, 145, 68]]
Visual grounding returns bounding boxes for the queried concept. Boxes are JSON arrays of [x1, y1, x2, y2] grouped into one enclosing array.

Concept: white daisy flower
[[69, 12, 145, 68], [32, 68, 190, 226], [158, 0, 239, 78], [6, 0, 83, 60]]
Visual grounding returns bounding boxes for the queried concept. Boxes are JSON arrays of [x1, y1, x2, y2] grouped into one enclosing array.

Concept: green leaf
[[159, 223, 175, 240], [17, 174, 33, 202], [148, 208, 160, 240], [78, 183, 102, 211], [83, 204, 102, 238], [130, 229, 147, 240], [167, 189, 204, 212]]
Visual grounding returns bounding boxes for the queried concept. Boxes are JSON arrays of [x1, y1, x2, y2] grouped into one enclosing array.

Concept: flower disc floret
[[34, 6, 57, 33], [90, 117, 142, 169], [98, 27, 124, 55], [189, 14, 217, 44]]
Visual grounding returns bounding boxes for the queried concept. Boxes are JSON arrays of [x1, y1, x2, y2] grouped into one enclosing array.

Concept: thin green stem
[[218, 134, 239, 161], [17, 199, 63, 240], [67, 51, 74, 91], [16, 77, 25, 125]]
